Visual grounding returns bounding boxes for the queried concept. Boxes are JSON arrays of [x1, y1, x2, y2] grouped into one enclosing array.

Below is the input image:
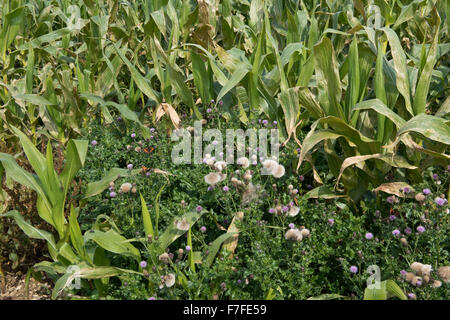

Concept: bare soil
[[0, 272, 51, 300]]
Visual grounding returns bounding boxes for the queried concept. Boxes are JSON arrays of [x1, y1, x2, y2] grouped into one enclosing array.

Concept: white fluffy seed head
[[288, 206, 300, 217], [285, 228, 303, 242], [272, 164, 285, 178], [237, 157, 250, 168], [411, 262, 424, 275], [204, 172, 222, 185], [301, 228, 310, 238], [119, 182, 132, 193], [164, 273, 176, 287]]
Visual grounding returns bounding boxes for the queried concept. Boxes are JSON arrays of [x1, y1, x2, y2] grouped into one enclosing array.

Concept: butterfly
[[389, 207, 399, 215], [141, 166, 152, 174], [143, 146, 156, 154]]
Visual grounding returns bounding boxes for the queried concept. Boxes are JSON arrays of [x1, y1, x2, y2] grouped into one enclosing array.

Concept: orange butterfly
[[141, 166, 151, 173], [143, 146, 156, 153]]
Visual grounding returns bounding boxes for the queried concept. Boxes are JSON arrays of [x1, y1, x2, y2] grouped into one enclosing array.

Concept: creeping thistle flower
[[175, 218, 190, 231], [435, 197, 447, 206], [119, 183, 132, 193], [237, 157, 250, 168]]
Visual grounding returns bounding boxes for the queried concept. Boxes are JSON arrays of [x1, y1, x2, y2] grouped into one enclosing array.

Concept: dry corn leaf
[[155, 102, 181, 128]]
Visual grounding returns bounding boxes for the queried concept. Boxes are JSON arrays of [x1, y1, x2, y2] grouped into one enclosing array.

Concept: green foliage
[[0, 0, 449, 301]]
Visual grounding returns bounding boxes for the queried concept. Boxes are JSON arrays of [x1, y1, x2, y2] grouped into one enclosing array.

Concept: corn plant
[[297, 5, 449, 203], [0, 127, 144, 299]]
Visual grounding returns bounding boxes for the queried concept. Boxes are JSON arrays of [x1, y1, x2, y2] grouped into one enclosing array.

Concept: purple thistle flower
[[403, 187, 410, 193], [131, 133, 136, 138], [288, 223, 295, 229], [207, 108, 212, 113], [328, 218, 335, 226], [146, 171, 151, 176], [223, 186, 229, 192], [407, 293, 416, 300], [435, 197, 446, 206], [185, 245, 191, 252], [389, 215, 396, 221], [200, 226, 206, 232], [350, 266, 358, 273], [423, 188, 431, 195], [196, 205, 202, 212], [148, 297, 156, 300], [447, 165, 450, 171], [433, 173, 439, 181], [219, 100, 223, 106], [127, 163, 133, 170], [268, 208, 275, 214], [416, 226, 425, 233], [306, 184, 312, 190], [237, 279, 241, 284], [282, 206, 289, 213], [404, 227, 412, 235], [109, 191, 117, 198], [207, 186, 214, 191], [387, 196, 394, 204], [91, 140, 97, 146], [400, 270, 407, 276], [299, 175, 305, 182], [416, 280, 422, 287], [150, 128, 155, 132], [140, 260, 147, 268], [365, 232, 374, 240], [392, 229, 400, 236], [262, 120, 268, 125], [273, 121, 277, 125]]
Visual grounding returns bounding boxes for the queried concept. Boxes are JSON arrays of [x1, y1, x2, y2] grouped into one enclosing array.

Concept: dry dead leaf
[[155, 102, 181, 128], [373, 182, 415, 197]]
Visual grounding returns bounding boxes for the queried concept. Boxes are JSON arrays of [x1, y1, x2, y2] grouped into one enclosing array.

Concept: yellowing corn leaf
[[223, 212, 243, 258], [155, 102, 181, 128]]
